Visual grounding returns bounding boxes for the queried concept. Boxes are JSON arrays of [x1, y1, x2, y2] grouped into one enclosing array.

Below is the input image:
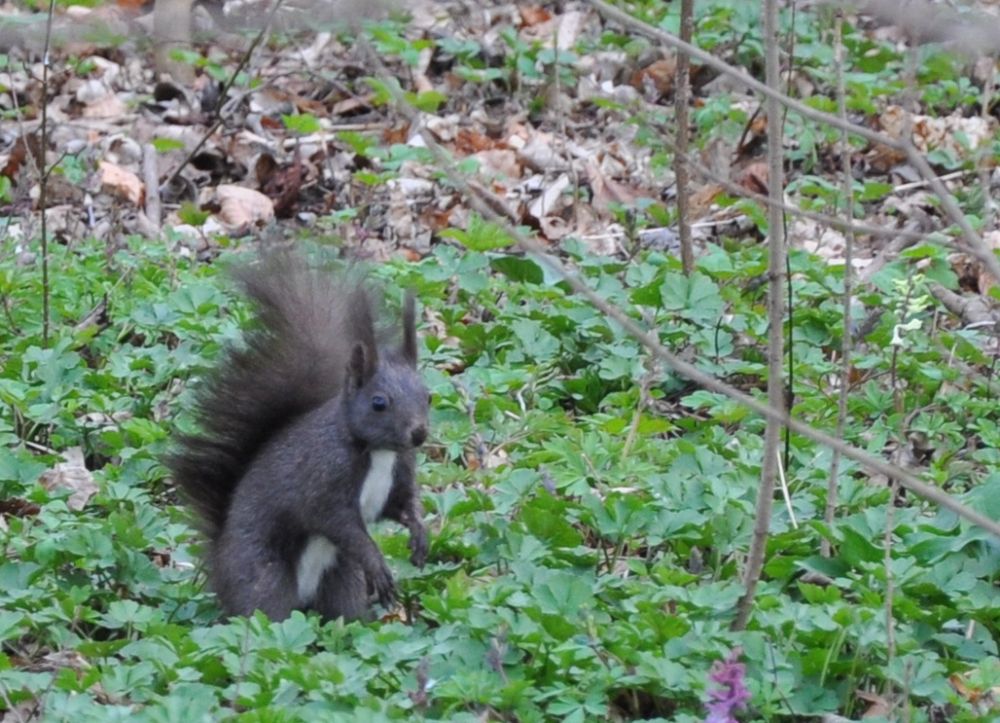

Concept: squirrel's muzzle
[[410, 426, 427, 447]]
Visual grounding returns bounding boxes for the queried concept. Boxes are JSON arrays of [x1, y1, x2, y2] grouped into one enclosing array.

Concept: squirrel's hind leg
[[211, 545, 300, 620], [312, 558, 373, 622]]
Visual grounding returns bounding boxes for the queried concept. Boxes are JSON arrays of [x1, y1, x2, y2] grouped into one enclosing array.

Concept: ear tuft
[[401, 291, 418, 367], [348, 343, 367, 388]]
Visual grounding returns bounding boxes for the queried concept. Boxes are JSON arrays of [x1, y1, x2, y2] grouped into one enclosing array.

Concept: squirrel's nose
[[410, 426, 427, 447]]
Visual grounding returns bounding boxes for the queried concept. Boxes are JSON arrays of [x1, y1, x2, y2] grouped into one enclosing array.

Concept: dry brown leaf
[[554, 10, 586, 51], [585, 161, 640, 214], [687, 183, 724, 221], [630, 57, 677, 97], [519, 5, 552, 27], [425, 114, 461, 143], [539, 215, 571, 241], [330, 94, 374, 116], [38, 447, 98, 511], [950, 671, 1000, 711], [793, 218, 863, 270], [528, 172, 571, 220], [880, 105, 995, 158], [734, 161, 769, 195], [419, 204, 455, 233], [856, 689, 891, 719], [455, 128, 499, 154], [975, 230, 1000, 294], [214, 184, 275, 228], [98, 160, 144, 206], [513, 130, 560, 173], [2, 133, 43, 180], [387, 181, 416, 246], [0, 498, 41, 532], [483, 446, 509, 469], [472, 149, 521, 181], [866, 143, 908, 173]]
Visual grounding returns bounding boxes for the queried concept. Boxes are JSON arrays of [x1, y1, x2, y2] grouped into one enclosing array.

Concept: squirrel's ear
[[347, 343, 368, 388], [401, 291, 418, 367]]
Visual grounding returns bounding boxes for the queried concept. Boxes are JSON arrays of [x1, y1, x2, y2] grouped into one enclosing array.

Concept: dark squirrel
[[166, 254, 430, 621]]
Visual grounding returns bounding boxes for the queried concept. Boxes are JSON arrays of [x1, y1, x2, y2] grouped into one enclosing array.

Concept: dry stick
[[732, 0, 785, 633], [976, 66, 996, 233], [143, 143, 162, 228], [894, 169, 969, 193], [38, 0, 58, 347], [674, 0, 695, 275], [885, 45, 923, 716], [371, 73, 1000, 541], [823, 11, 856, 559], [585, 0, 1000, 284]]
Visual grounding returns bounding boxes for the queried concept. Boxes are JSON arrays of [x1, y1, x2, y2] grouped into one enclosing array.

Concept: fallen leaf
[[99, 160, 144, 206], [539, 215, 571, 240], [472, 149, 521, 181], [455, 128, 499, 154], [519, 5, 552, 27], [585, 161, 640, 213], [735, 161, 769, 195], [213, 184, 275, 228], [630, 56, 677, 97], [528, 172, 571, 220], [880, 104, 995, 157], [38, 447, 98, 511]]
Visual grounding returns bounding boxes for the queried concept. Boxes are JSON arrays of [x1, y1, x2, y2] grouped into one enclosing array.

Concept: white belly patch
[[359, 450, 397, 523], [296, 535, 338, 604]]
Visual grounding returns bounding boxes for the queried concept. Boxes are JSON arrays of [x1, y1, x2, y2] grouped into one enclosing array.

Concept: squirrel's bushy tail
[[166, 254, 378, 539]]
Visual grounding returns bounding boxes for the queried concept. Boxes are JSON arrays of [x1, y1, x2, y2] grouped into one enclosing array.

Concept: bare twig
[[776, 449, 797, 529], [38, 0, 58, 347], [884, 45, 924, 715], [823, 10, 856, 559], [734, 0, 785, 633], [143, 143, 162, 228], [674, 0, 695, 274], [976, 62, 996, 232]]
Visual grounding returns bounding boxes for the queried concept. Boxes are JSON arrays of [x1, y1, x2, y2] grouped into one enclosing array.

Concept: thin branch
[[142, 143, 162, 229], [734, 0, 785, 633], [823, 10, 856, 559], [674, 0, 695, 274], [38, 0, 58, 347]]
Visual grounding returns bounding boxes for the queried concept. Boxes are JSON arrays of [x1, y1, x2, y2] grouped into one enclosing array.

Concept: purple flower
[[704, 648, 750, 723]]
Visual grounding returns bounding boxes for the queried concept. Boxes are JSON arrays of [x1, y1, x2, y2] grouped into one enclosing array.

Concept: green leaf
[[491, 256, 543, 283], [412, 90, 447, 112], [282, 113, 322, 135], [151, 137, 185, 153], [441, 214, 516, 251], [178, 202, 210, 227]]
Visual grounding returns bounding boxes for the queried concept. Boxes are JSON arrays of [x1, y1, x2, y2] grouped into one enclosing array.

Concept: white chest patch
[[296, 535, 338, 604], [359, 450, 397, 523]]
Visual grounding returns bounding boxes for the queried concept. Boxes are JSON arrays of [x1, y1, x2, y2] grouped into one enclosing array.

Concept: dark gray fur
[[166, 254, 429, 620]]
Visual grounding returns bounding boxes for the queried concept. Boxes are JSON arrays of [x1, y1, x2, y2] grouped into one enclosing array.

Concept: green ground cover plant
[[2, 233, 999, 721]]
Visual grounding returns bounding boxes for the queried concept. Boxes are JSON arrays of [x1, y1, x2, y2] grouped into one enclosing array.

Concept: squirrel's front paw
[[408, 523, 428, 568], [365, 558, 396, 607]]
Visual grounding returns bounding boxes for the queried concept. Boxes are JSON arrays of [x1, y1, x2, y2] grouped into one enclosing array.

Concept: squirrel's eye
[[371, 395, 388, 412]]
